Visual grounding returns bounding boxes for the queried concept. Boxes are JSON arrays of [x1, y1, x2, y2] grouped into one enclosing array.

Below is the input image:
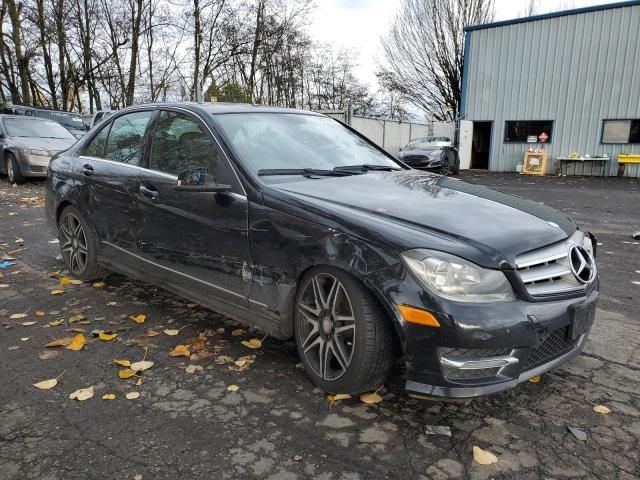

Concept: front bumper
[[368, 266, 599, 398], [400, 156, 444, 171], [18, 152, 53, 177]]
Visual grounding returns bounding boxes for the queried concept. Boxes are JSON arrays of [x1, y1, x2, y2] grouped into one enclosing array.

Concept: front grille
[[525, 326, 577, 369], [447, 367, 501, 380], [440, 347, 511, 358], [515, 231, 588, 296]]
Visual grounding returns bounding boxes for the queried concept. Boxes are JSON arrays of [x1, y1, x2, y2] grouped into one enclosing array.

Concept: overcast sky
[[307, 0, 624, 88]]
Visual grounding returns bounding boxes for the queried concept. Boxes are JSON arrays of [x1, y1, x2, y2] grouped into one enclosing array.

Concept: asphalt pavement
[[0, 171, 639, 480]]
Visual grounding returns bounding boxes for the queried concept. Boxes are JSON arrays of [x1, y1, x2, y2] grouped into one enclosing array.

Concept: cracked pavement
[[0, 172, 639, 480]]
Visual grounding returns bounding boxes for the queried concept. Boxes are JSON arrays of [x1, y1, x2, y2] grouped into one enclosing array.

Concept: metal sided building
[[459, 0, 640, 177]]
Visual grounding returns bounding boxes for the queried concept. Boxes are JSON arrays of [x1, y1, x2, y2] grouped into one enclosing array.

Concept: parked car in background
[[0, 115, 77, 184], [398, 136, 460, 175], [89, 110, 114, 129], [2, 105, 88, 139], [45, 103, 598, 398]]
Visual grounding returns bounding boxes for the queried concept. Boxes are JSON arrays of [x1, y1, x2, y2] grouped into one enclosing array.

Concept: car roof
[[121, 102, 323, 116], [0, 114, 53, 122]]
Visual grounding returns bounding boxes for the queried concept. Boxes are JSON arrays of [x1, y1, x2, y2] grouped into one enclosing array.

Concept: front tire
[[6, 153, 25, 185], [294, 267, 395, 394], [58, 205, 107, 281]]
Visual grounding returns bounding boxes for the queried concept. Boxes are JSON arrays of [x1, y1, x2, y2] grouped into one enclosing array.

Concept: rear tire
[[6, 153, 25, 185], [294, 266, 395, 394], [57, 205, 108, 281]]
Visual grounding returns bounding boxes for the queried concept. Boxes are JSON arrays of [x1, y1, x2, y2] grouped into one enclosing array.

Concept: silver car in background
[[0, 115, 77, 184]]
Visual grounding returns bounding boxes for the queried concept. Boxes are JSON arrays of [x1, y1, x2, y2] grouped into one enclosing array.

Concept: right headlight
[[401, 249, 515, 303]]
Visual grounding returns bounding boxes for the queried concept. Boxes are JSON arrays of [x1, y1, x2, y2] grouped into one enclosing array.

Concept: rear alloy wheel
[[439, 159, 451, 176], [294, 267, 395, 394], [6, 154, 25, 185], [58, 206, 107, 281]]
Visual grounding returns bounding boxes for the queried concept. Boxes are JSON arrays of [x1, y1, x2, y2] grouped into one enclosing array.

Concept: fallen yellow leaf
[[593, 405, 611, 414], [69, 279, 83, 285], [59, 277, 71, 286], [241, 338, 262, 349], [168, 344, 191, 357], [231, 329, 244, 337], [65, 333, 86, 351], [327, 393, 352, 401], [102, 393, 116, 400], [528, 376, 541, 383], [125, 391, 140, 400], [135, 378, 143, 386], [473, 446, 498, 465], [186, 303, 197, 309], [163, 329, 180, 336], [360, 392, 383, 405], [92, 281, 106, 288], [35, 310, 46, 317], [227, 384, 240, 392], [113, 359, 131, 367], [215, 327, 225, 334], [185, 364, 203, 374], [21, 321, 37, 326], [69, 385, 94, 401], [45, 337, 72, 347], [33, 378, 58, 390], [9, 313, 27, 319], [234, 359, 248, 367], [68, 314, 85, 323], [129, 314, 146, 324], [0, 284, 9, 288], [48, 270, 61, 277], [145, 329, 161, 337], [98, 331, 118, 341], [50, 289, 64, 295], [130, 360, 154, 372], [47, 319, 64, 327], [119, 369, 136, 379]]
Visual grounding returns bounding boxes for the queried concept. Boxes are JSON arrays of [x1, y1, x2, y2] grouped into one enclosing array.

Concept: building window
[[602, 120, 640, 144], [504, 121, 553, 143]]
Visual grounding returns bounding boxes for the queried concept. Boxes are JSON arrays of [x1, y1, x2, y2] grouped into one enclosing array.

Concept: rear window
[[3, 118, 75, 139], [36, 110, 85, 129]]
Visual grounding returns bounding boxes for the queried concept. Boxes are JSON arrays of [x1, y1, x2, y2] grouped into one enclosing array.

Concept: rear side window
[[105, 111, 153, 166], [82, 124, 110, 157]]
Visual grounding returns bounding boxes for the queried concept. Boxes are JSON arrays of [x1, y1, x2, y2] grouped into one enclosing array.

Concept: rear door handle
[[81, 164, 94, 176], [139, 185, 160, 200]]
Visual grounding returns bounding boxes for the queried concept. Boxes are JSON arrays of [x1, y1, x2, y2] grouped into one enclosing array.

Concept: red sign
[[538, 132, 549, 142]]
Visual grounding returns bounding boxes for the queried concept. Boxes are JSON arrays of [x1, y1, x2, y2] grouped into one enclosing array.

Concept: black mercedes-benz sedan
[[45, 103, 599, 398]]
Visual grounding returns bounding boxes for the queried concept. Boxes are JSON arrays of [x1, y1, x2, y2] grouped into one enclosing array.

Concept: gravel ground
[[0, 171, 638, 480]]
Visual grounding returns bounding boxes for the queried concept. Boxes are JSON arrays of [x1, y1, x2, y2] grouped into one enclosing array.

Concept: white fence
[[319, 110, 455, 155]]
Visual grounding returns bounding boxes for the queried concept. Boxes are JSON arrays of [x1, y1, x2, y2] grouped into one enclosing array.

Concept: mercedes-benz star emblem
[[569, 245, 596, 284]]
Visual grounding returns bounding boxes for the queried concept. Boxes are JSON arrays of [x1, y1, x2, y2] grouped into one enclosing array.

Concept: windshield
[[212, 113, 399, 175], [35, 110, 86, 130], [3, 118, 76, 139]]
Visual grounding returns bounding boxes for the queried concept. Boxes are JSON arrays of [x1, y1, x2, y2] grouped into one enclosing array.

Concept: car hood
[[269, 170, 575, 266], [11, 137, 76, 153]]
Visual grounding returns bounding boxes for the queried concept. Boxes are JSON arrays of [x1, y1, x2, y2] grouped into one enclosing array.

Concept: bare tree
[[379, 0, 494, 120]]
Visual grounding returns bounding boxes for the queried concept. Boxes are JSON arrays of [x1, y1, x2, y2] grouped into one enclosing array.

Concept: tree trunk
[[6, 0, 32, 105]]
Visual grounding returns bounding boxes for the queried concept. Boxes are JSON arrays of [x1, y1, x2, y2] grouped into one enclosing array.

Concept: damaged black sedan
[[45, 103, 599, 398]]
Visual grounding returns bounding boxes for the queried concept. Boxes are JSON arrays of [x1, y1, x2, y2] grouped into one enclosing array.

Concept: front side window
[[149, 111, 219, 181], [82, 124, 110, 157], [602, 120, 640, 144], [105, 111, 153, 166], [212, 113, 398, 175], [504, 121, 553, 143]]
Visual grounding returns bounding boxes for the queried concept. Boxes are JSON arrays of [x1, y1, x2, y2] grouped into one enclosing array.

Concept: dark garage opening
[[471, 121, 492, 169]]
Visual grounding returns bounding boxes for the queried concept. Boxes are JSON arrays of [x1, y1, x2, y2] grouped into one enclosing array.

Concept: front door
[[134, 109, 251, 307]]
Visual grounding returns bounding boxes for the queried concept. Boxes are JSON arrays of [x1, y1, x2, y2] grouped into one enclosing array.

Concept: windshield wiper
[[333, 164, 401, 173], [257, 168, 354, 178]]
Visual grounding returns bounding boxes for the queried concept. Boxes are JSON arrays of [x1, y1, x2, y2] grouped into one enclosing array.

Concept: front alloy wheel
[[294, 267, 395, 394], [439, 159, 451, 176], [59, 211, 88, 275]]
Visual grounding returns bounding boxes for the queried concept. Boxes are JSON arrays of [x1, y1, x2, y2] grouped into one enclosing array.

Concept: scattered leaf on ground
[[119, 369, 136, 379], [33, 378, 58, 390], [227, 384, 240, 392], [69, 279, 83, 285], [98, 331, 118, 341], [0, 284, 9, 288], [10, 313, 27, 319], [231, 329, 244, 336], [327, 393, 352, 401], [125, 391, 140, 400], [593, 405, 611, 414], [186, 303, 197, 308], [59, 277, 71, 286], [21, 321, 37, 326], [92, 281, 106, 288], [47, 319, 64, 327], [50, 289, 64, 295], [129, 314, 146, 324], [293, 454, 303, 461], [45, 337, 72, 347], [69, 385, 94, 401], [48, 271, 61, 277], [568, 426, 587, 441], [113, 359, 131, 367], [68, 315, 85, 323], [20, 337, 29, 341], [295, 362, 304, 369], [102, 393, 116, 400], [39, 350, 60, 360], [241, 338, 262, 349], [35, 310, 46, 317], [163, 329, 180, 336], [473, 446, 498, 465], [66, 333, 86, 351], [131, 360, 154, 372], [145, 329, 161, 337], [529, 376, 541, 383], [215, 327, 225, 334], [8, 346, 20, 351], [168, 345, 191, 357], [215, 355, 234, 365], [185, 364, 203, 374], [360, 392, 383, 405]]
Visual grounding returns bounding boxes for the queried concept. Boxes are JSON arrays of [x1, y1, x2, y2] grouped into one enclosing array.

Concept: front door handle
[[139, 185, 160, 200], [81, 164, 94, 176]]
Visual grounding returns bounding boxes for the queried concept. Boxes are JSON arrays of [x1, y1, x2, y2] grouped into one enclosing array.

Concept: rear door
[[134, 108, 251, 307], [77, 109, 155, 255]]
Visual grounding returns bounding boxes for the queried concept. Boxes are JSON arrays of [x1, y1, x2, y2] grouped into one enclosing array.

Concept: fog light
[[398, 305, 440, 327]]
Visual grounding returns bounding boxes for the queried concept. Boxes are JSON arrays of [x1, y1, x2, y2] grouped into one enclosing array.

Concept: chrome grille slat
[[516, 231, 591, 296]]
